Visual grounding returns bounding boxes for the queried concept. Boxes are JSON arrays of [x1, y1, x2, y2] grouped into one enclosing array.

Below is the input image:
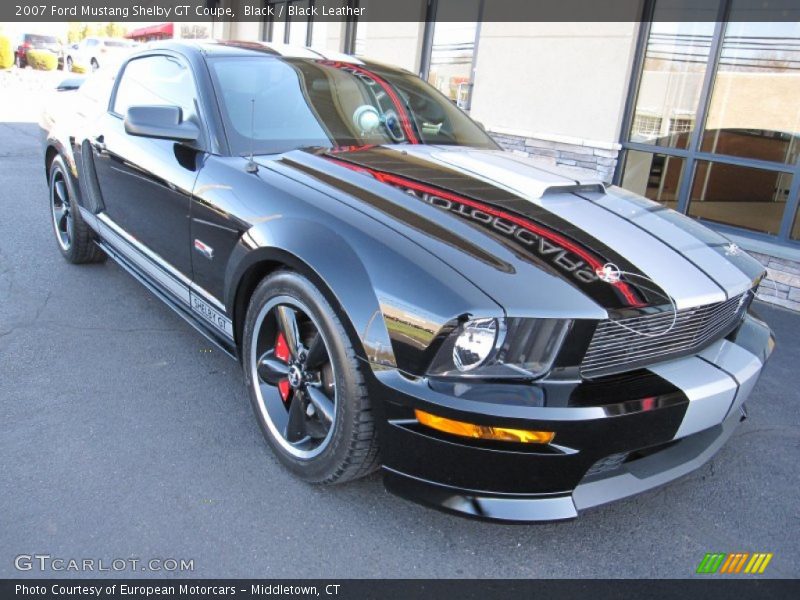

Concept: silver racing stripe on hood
[[532, 195, 726, 309], [403, 147, 730, 310], [576, 186, 753, 299]]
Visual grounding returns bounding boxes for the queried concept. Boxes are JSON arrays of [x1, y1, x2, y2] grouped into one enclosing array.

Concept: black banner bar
[[2, 0, 800, 23], [2, 580, 800, 600]]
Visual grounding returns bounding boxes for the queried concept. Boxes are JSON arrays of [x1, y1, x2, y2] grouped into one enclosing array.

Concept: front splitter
[[383, 468, 578, 523]]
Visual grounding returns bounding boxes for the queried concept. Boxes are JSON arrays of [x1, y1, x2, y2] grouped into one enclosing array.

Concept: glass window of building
[[620, 0, 800, 246], [700, 17, 800, 164], [793, 210, 800, 241], [627, 0, 718, 149], [669, 116, 694, 134], [311, 16, 343, 50], [621, 150, 686, 210], [688, 161, 792, 235], [426, 0, 481, 110], [353, 0, 380, 56], [633, 114, 663, 139], [354, 20, 367, 55], [287, 0, 310, 45], [261, 1, 310, 44]]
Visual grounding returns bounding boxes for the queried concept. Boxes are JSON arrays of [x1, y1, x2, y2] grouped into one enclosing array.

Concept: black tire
[[15, 54, 23, 68], [243, 271, 380, 484], [48, 155, 106, 264], [66, 57, 73, 72], [90, 58, 99, 72]]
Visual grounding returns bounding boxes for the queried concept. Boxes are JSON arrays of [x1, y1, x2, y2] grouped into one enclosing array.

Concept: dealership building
[[206, 0, 800, 311]]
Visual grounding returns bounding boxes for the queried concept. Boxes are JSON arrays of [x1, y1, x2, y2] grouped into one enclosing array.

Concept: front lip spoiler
[[384, 468, 579, 522], [383, 404, 743, 523]]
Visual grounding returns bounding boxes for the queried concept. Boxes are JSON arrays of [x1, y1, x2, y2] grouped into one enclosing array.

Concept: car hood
[[268, 145, 764, 318]]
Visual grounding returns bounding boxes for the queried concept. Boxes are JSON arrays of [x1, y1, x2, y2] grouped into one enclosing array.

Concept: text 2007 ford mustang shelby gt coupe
[[41, 41, 774, 521]]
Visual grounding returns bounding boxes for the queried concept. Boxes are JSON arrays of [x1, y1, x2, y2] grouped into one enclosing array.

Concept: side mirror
[[56, 77, 84, 92], [124, 105, 199, 143]]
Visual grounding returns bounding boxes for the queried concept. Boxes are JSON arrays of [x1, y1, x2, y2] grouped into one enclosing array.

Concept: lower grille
[[584, 452, 629, 478], [581, 291, 751, 378]]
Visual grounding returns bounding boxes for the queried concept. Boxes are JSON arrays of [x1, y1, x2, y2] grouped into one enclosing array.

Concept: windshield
[[208, 56, 498, 155]]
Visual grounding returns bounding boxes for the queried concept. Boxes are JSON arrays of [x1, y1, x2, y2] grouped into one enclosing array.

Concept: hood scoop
[[427, 149, 606, 202]]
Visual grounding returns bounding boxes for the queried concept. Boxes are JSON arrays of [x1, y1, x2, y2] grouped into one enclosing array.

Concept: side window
[[112, 55, 199, 125], [86, 39, 98, 48], [78, 71, 116, 112]]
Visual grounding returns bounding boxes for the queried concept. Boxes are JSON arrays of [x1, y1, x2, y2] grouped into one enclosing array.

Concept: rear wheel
[[48, 155, 106, 264], [90, 58, 99, 72], [15, 54, 23, 68], [243, 271, 380, 483], [66, 56, 73, 72]]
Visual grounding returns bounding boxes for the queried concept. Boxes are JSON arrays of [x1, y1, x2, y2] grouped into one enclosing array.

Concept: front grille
[[581, 291, 751, 378]]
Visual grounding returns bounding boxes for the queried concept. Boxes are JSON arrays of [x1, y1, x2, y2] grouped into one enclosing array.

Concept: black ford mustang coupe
[[41, 41, 774, 521]]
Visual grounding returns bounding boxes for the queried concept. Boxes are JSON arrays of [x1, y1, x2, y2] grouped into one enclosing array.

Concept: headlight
[[452, 318, 498, 371], [428, 317, 571, 379]]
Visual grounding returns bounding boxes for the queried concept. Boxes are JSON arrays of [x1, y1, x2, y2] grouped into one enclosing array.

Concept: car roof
[[140, 39, 367, 65]]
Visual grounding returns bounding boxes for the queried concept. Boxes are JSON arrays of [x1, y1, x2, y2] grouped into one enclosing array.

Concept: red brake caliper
[[275, 332, 292, 403]]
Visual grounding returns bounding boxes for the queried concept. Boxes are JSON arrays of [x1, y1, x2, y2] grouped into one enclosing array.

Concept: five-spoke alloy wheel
[[252, 297, 338, 458], [50, 167, 73, 252], [48, 155, 106, 264], [244, 271, 380, 483]]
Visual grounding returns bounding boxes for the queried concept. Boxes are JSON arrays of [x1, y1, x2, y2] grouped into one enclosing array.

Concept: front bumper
[[373, 313, 773, 522]]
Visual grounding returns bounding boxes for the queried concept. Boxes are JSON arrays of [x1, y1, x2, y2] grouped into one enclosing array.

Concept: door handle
[[92, 135, 106, 154]]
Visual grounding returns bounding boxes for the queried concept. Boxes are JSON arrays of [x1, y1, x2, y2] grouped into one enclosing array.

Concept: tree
[[104, 22, 127, 39], [66, 22, 127, 44], [0, 35, 14, 69], [67, 22, 84, 44]]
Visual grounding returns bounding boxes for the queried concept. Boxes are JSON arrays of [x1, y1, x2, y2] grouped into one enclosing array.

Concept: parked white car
[[65, 37, 139, 72]]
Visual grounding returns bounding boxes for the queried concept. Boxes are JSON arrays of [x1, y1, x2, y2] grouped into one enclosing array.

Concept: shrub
[[26, 49, 58, 71], [0, 36, 13, 69], [70, 62, 87, 74]]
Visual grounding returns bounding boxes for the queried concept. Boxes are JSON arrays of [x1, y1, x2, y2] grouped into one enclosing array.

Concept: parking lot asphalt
[[0, 70, 798, 579]]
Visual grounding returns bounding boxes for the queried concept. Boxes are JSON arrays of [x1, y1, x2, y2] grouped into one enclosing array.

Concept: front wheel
[[15, 54, 23, 68], [243, 271, 380, 483], [66, 57, 73, 72], [90, 58, 99, 72]]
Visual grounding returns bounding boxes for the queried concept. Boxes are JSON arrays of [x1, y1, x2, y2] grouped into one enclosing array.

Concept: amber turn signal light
[[414, 409, 555, 444]]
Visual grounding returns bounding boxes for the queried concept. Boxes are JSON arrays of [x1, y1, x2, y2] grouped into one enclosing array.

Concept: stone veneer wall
[[490, 130, 800, 314], [489, 129, 620, 182], [751, 253, 800, 312]]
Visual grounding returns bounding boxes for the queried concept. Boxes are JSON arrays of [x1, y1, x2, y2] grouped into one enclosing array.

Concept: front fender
[[224, 202, 501, 376], [226, 220, 396, 368]]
